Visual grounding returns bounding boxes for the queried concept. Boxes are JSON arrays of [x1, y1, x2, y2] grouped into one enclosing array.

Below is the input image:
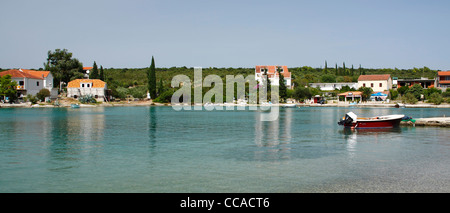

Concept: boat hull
[[343, 118, 402, 129]]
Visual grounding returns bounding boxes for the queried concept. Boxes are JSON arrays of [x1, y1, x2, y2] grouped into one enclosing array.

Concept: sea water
[[0, 106, 449, 192]]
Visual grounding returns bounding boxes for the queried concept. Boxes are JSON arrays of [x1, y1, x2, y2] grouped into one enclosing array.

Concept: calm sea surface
[[0, 106, 449, 192]]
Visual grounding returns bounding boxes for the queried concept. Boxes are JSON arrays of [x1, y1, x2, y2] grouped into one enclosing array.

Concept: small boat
[[282, 103, 297, 108], [71, 104, 80, 108], [338, 112, 405, 129]]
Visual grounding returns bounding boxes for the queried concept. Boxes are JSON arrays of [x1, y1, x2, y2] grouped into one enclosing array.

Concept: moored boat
[[338, 112, 405, 129], [282, 103, 297, 108], [71, 103, 80, 108]]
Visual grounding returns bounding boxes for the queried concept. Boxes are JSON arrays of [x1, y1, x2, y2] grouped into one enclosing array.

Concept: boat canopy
[[346, 112, 357, 121]]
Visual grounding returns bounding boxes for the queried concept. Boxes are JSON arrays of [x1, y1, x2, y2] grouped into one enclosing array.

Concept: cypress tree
[[343, 62, 346, 76], [335, 63, 338, 76], [148, 56, 157, 99], [324, 60, 327, 74], [99, 66, 104, 81], [90, 61, 98, 79], [278, 67, 287, 102]]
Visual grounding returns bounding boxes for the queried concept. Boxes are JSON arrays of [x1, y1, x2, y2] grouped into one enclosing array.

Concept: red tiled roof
[[438, 71, 450, 76], [358, 74, 391, 81], [0, 69, 44, 79], [255, 65, 290, 78], [67, 79, 106, 88]]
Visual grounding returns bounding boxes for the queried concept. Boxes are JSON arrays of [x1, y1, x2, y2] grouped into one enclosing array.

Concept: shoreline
[[2, 101, 450, 109]]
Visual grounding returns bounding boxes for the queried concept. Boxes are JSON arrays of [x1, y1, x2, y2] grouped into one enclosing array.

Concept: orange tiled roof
[[20, 69, 50, 78], [67, 79, 106, 88], [439, 80, 450, 84], [337, 91, 363, 96], [255, 65, 291, 78], [83, 67, 93, 70], [0, 69, 44, 79], [358, 74, 391, 81], [438, 71, 450, 76]]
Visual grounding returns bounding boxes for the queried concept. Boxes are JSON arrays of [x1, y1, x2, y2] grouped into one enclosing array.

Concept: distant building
[[255, 65, 292, 88], [67, 79, 108, 102], [397, 77, 435, 89], [309, 82, 358, 91], [357, 74, 392, 92], [436, 71, 450, 89], [0, 69, 58, 99]]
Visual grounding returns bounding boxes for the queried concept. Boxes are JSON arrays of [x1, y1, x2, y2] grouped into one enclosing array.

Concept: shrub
[[427, 93, 443, 105], [401, 93, 418, 104], [78, 95, 97, 104], [153, 89, 174, 103], [36, 88, 51, 101], [26, 94, 38, 104]]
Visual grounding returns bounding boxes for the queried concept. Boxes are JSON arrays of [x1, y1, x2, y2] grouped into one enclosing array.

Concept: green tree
[[358, 86, 373, 101], [324, 60, 328, 74], [158, 78, 165, 96], [397, 86, 409, 96], [320, 74, 336, 83], [36, 88, 51, 101], [335, 63, 338, 75], [278, 67, 287, 102], [148, 56, 157, 99], [90, 61, 99, 79], [407, 84, 423, 100], [44, 49, 83, 87], [99, 66, 104, 81], [343, 62, 346, 76], [0, 75, 18, 102], [428, 93, 443, 105]]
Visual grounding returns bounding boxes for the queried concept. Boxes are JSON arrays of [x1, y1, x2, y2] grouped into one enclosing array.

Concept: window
[[87, 84, 90, 88], [363, 83, 366, 87], [81, 84, 85, 88], [19, 81, 24, 86], [379, 83, 382, 87], [371, 83, 374, 87], [36, 82, 39, 86]]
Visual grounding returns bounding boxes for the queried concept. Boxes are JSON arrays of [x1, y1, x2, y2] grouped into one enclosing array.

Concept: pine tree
[[359, 64, 362, 75], [324, 60, 328, 74], [351, 65, 354, 76], [99, 66, 104, 81], [90, 61, 99, 79], [148, 56, 157, 99]]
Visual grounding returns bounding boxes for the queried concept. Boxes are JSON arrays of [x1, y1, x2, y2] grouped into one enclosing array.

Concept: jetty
[[401, 117, 450, 127]]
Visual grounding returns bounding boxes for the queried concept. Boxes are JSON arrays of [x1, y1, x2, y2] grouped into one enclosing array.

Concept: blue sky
[[1, 0, 449, 70]]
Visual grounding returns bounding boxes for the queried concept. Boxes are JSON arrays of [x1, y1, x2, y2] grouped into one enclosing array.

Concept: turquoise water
[[0, 106, 449, 192]]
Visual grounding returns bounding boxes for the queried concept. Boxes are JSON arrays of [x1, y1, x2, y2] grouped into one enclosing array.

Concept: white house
[[357, 74, 392, 92], [0, 69, 58, 99], [67, 79, 108, 102], [255, 65, 292, 88], [309, 82, 358, 91]]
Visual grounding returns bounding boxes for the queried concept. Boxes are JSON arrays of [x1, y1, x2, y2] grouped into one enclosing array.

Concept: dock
[[401, 117, 450, 127]]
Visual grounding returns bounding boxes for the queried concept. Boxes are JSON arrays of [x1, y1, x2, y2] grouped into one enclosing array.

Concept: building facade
[[0, 69, 58, 99], [67, 79, 108, 102], [436, 71, 450, 89], [255, 65, 292, 88], [357, 74, 392, 92]]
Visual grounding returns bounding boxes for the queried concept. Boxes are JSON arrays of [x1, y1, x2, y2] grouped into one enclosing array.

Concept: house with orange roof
[[255, 65, 292, 88], [436, 71, 450, 89], [0, 69, 57, 99], [67, 79, 108, 101], [357, 74, 392, 92]]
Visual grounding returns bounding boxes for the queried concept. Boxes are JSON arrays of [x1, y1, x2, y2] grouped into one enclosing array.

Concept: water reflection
[[340, 127, 403, 155], [252, 108, 292, 161]]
